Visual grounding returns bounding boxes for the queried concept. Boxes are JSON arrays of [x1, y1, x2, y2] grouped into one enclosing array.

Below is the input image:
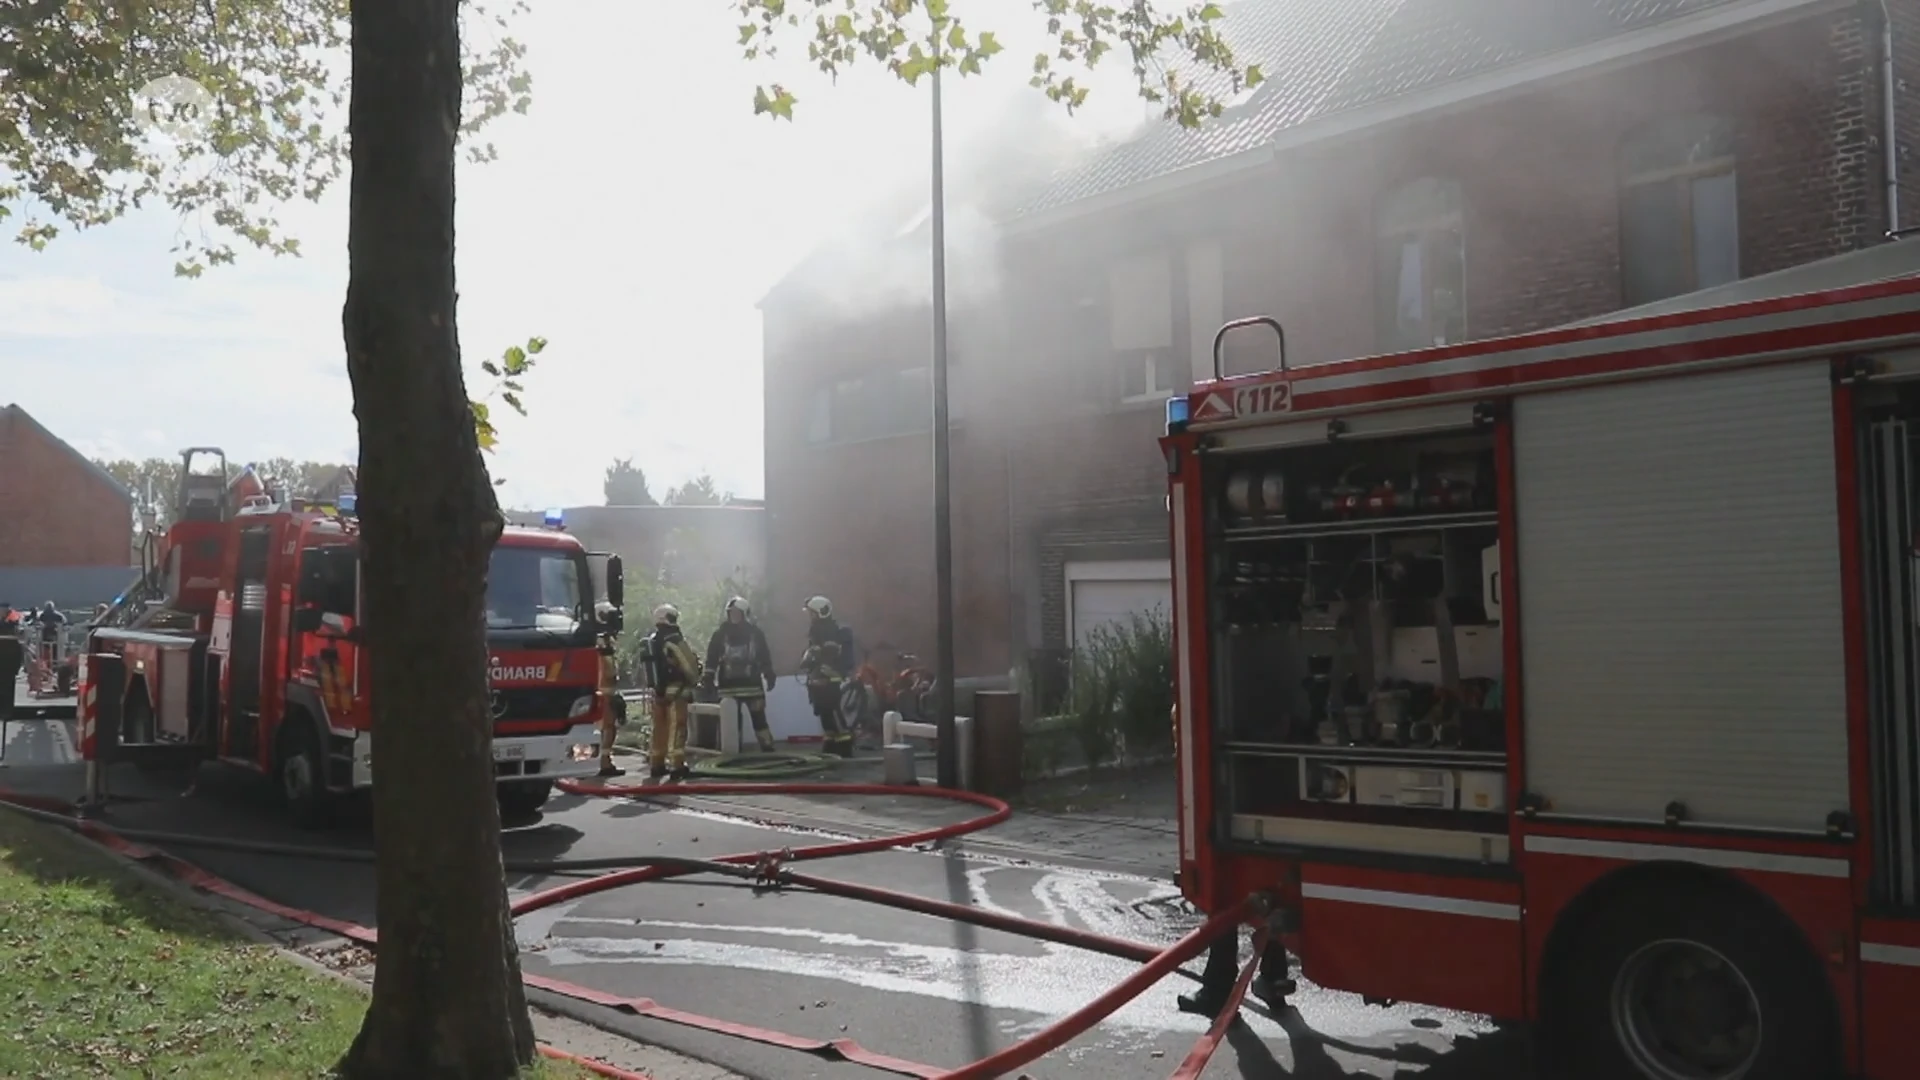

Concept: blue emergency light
[[544, 508, 564, 529], [1165, 395, 1191, 435], [337, 492, 357, 516]]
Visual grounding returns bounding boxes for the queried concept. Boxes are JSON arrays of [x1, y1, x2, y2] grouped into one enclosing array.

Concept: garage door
[[1067, 560, 1172, 650]]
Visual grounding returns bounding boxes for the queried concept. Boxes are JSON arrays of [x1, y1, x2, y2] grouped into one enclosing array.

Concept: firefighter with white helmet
[[702, 596, 778, 752], [640, 602, 702, 780], [799, 594, 856, 758]]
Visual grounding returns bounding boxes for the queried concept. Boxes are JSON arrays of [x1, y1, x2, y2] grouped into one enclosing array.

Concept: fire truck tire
[[277, 718, 331, 830], [1538, 876, 1841, 1080], [497, 779, 553, 821]]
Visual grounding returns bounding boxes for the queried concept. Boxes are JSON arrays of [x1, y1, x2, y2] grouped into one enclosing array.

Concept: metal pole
[[930, 29, 959, 789]]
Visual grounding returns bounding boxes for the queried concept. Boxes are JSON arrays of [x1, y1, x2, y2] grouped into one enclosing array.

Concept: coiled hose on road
[[0, 779, 1261, 1080]]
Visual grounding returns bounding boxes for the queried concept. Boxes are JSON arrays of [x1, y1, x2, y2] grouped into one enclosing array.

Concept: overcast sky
[[0, 1, 1148, 510]]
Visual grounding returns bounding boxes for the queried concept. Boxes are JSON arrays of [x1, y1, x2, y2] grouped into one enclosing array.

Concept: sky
[[0, 1, 1150, 511]]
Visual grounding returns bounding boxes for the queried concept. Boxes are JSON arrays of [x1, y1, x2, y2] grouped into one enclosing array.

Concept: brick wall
[[1140, 5, 1884, 368], [767, 6, 1903, 662], [0, 407, 132, 568]]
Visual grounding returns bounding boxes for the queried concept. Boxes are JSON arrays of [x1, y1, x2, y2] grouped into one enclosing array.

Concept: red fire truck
[[1164, 238, 1920, 1080], [78, 450, 625, 824]]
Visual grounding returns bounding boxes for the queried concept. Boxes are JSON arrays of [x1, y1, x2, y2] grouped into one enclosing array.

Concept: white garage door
[[1067, 560, 1172, 650]]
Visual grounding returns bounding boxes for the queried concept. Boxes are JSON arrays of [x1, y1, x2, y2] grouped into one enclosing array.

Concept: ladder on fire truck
[[95, 448, 240, 634]]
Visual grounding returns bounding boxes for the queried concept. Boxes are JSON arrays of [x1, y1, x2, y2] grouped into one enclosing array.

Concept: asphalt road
[[1, 712, 1528, 1079]]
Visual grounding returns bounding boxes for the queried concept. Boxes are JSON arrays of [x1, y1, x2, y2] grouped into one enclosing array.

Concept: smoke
[[764, 64, 1149, 329]]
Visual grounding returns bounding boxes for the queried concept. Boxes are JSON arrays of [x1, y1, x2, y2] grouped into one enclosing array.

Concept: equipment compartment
[[1207, 426, 1508, 852]]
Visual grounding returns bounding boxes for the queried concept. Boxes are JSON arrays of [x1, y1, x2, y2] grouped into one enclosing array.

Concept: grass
[[0, 809, 593, 1079]]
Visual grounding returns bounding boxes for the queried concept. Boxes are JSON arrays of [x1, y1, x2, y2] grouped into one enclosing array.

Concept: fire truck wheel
[[1539, 877, 1840, 1080], [277, 719, 331, 829], [497, 780, 553, 821]]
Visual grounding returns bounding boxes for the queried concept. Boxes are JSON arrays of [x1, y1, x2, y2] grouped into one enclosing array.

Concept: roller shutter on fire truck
[[1514, 359, 1851, 832]]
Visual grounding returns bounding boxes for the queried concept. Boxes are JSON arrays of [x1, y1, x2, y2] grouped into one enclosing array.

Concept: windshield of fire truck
[[486, 545, 590, 640]]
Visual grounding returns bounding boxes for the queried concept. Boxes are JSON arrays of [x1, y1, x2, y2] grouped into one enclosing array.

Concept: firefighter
[[1172, 698, 1296, 1019], [799, 595, 855, 759], [596, 604, 626, 779], [702, 596, 778, 753], [640, 603, 701, 780]]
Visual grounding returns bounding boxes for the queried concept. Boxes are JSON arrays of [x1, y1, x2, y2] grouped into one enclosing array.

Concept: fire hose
[[0, 780, 1268, 1079]]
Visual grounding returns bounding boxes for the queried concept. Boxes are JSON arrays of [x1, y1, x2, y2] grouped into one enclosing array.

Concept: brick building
[[760, 0, 1920, 685], [0, 404, 138, 608]]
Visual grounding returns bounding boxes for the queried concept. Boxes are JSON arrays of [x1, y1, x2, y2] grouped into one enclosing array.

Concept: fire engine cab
[[1165, 238, 1920, 1080], [79, 451, 624, 824]]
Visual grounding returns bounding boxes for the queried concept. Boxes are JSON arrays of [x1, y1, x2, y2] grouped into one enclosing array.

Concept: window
[[486, 546, 588, 631], [1375, 177, 1466, 352], [1619, 113, 1739, 306], [297, 546, 358, 617], [807, 365, 938, 445], [1118, 350, 1182, 403], [1108, 253, 1182, 404]]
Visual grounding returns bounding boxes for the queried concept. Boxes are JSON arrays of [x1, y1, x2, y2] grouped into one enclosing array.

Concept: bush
[[1064, 607, 1175, 769]]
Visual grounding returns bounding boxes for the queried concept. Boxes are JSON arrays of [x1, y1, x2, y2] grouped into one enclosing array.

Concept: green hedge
[[1028, 608, 1173, 779]]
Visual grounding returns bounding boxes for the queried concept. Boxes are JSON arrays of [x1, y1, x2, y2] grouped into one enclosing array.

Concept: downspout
[[1872, 0, 1905, 238]]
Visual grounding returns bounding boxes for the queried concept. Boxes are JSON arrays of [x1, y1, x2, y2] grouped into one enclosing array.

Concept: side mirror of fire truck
[[605, 554, 624, 610]]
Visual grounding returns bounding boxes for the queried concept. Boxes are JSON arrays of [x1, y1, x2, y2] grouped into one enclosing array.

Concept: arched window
[[1375, 177, 1466, 352], [1618, 113, 1739, 306]]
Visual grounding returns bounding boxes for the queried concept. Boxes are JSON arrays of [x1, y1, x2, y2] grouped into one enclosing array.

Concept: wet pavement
[[0, 711, 1529, 1078]]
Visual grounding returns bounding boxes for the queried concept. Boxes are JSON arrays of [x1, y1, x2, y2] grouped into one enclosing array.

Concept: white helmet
[[803, 595, 833, 619], [725, 596, 751, 618], [652, 603, 680, 625]]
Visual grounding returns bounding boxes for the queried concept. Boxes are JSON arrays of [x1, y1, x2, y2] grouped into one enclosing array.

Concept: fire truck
[[78, 449, 625, 825], [1164, 238, 1920, 1080]]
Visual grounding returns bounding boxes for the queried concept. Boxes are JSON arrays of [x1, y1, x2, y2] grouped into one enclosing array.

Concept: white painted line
[[1861, 942, 1920, 968], [1301, 882, 1521, 921], [1524, 834, 1851, 879]]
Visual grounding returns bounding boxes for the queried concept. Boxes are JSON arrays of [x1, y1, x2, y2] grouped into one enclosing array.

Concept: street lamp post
[[929, 31, 959, 790]]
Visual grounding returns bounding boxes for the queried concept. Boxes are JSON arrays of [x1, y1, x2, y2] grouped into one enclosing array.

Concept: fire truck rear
[[1164, 239, 1920, 1080], [78, 451, 624, 824]]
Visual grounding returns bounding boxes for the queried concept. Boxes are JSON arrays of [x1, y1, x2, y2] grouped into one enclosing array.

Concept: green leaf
[[1244, 63, 1265, 87], [1199, 3, 1224, 21], [480, 360, 501, 377], [752, 84, 798, 119], [526, 336, 548, 354], [502, 345, 528, 374], [976, 31, 1003, 58]]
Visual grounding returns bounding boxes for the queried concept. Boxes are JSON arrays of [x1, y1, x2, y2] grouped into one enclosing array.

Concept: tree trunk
[[335, 2, 535, 1077]]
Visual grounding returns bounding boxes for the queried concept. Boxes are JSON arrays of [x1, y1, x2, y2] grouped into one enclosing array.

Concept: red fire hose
[[0, 779, 1262, 1080]]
